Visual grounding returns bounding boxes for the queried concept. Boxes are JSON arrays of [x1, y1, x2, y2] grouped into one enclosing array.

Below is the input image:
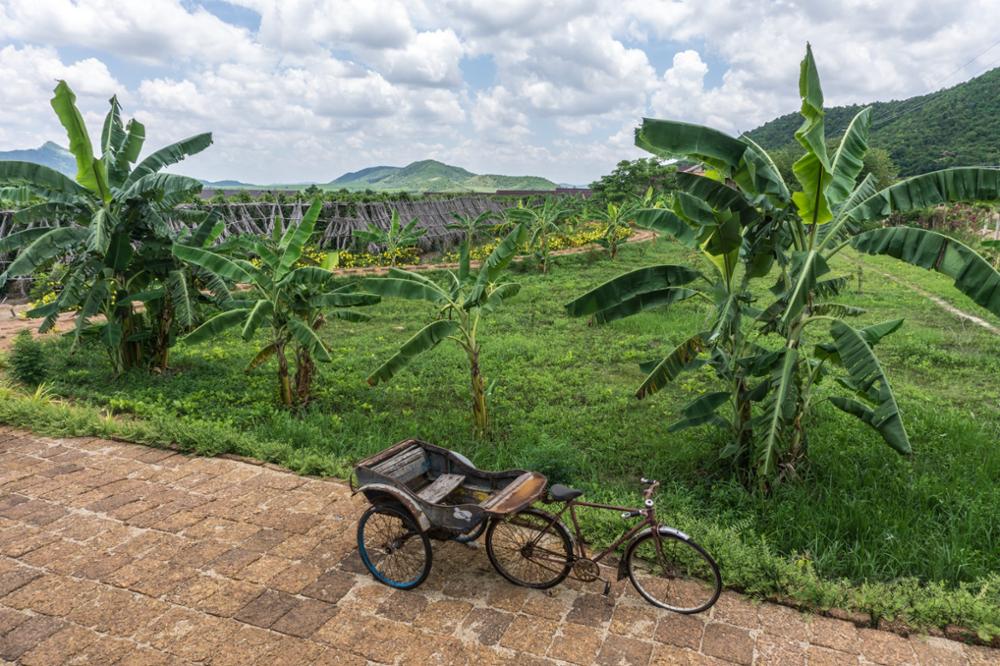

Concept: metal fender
[[357, 483, 431, 532], [617, 525, 691, 581]]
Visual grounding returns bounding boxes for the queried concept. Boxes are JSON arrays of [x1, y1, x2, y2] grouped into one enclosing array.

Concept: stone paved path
[[0, 428, 994, 665]]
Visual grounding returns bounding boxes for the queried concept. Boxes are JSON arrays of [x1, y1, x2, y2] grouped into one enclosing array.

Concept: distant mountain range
[[0, 142, 76, 176], [0, 144, 559, 194], [747, 66, 1000, 176], [327, 159, 557, 192]]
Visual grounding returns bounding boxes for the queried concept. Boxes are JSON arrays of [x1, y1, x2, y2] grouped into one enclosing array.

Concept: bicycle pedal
[[602, 581, 611, 597]]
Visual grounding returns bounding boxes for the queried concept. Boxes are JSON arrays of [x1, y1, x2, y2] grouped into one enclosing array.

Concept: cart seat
[[549, 484, 584, 501], [417, 474, 466, 504]]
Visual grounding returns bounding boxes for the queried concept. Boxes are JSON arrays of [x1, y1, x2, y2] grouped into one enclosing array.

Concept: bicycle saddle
[[549, 484, 583, 501]]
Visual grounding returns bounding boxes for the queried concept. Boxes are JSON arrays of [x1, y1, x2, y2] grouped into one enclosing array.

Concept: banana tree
[[446, 210, 495, 266], [174, 200, 380, 407], [591, 191, 648, 259], [353, 209, 426, 266], [363, 223, 527, 438], [0, 81, 214, 373], [507, 198, 570, 272], [569, 44, 1000, 488]]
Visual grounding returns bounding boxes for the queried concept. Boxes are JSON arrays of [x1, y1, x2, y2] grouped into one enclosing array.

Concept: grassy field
[[4, 236, 999, 636]]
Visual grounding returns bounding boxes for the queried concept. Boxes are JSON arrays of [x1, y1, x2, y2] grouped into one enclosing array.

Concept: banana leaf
[[635, 333, 706, 399], [368, 319, 459, 385], [565, 264, 702, 318]]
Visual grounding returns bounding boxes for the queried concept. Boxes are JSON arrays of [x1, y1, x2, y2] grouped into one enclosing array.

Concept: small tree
[[174, 200, 379, 407], [364, 224, 527, 437], [0, 81, 215, 373], [506, 198, 570, 272], [352, 209, 426, 266]]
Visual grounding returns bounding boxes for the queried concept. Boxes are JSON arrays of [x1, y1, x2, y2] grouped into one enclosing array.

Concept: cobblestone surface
[[0, 427, 993, 664]]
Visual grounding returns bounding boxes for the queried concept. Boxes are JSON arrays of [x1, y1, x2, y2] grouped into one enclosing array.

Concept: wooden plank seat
[[480, 472, 547, 514], [416, 473, 467, 504], [371, 445, 427, 483]]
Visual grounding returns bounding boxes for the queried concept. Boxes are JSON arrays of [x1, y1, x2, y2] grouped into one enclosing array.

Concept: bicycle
[[484, 477, 722, 613]]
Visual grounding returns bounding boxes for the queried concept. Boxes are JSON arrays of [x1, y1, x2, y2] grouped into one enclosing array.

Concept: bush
[[9, 330, 47, 386]]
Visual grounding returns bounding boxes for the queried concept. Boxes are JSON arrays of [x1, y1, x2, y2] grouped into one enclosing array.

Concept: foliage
[[570, 44, 1000, 489], [363, 223, 527, 437], [770, 144, 899, 192], [589, 158, 678, 205], [329, 158, 557, 193], [505, 198, 571, 272], [0, 81, 217, 373], [174, 200, 380, 407], [589, 191, 649, 259], [352, 209, 427, 265], [748, 66, 1000, 176], [9, 330, 47, 386]]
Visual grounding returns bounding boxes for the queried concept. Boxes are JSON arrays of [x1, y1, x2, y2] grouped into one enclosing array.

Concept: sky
[[1, 0, 998, 185]]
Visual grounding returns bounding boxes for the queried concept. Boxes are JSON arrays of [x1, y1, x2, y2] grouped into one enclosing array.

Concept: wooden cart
[[353, 439, 547, 588]]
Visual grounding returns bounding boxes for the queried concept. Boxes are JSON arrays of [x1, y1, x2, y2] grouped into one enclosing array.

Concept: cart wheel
[[357, 504, 432, 590], [450, 518, 488, 544], [486, 508, 573, 589]]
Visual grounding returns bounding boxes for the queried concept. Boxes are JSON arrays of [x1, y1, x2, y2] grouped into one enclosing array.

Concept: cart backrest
[[370, 445, 428, 484]]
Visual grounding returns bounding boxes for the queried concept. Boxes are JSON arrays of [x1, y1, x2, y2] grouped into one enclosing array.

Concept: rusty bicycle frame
[[533, 480, 671, 581]]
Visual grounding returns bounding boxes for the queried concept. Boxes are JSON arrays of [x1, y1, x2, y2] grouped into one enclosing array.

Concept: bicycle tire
[[624, 528, 721, 613], [485, 508, 573, 589]]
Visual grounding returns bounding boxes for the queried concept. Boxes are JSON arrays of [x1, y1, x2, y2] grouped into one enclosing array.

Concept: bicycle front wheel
[[485, 508, 573, 589], [625, 529, 721, 613]]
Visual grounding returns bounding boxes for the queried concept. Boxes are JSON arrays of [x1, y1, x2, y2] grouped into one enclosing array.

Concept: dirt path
[[846, 256, 1000, 336], [0, 427, 992, 665]]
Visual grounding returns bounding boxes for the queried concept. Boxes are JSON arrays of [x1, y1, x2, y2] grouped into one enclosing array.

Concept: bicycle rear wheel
[[485, 508, 573, 589], [625, 529, 721, 613]]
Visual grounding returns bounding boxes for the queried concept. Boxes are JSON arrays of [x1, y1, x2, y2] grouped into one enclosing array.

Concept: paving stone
[[711, 591, 760, 629], [548, 621, 604, 664], [462, 607, 516, 646], [758, 602, 810, 642], [378, 589, 429, 622], [300, 569, 356, 604], [233, 588, 299, 628], [522, 587, 574, 620], [595, 633, 655, 666], [859, 626, 918, 665], [0, 566, 40, 597], [756, 633, 806, 665], [701, 622, 754, 665], [910, 635, 968, 666], [18, 624, 97, 666], [412, 598, 473, 634], [654, 611, 706, 649], [566, 592, 615, 627], [806, 644, 860, 665], [268, 561, 323, 594], [0, 614, 63, 660], [499, 614, 558, 655], [271, 597, 339, 637], [809, 615, 861, 653], [610, 603, 660, 639]]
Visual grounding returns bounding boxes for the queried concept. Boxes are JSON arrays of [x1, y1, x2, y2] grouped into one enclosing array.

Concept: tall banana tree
[[0, 81, 214, 373], [363, 223, 527, 438], [174, 200, 379, 407], [569, 44, 1000, 489]]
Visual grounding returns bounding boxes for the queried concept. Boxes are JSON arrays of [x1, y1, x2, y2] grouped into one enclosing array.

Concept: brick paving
[[0, 427, 994, 665]]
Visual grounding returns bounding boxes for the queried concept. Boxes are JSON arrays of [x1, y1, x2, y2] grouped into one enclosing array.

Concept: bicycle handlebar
[[641, 478, 660, 500]]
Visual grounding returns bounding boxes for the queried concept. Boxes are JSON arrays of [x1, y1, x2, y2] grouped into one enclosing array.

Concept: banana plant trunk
[[469, 346, 489, 437], [151, 297, 174, 372], [294, 346, 315, 406], [276, 342, 293, 407]]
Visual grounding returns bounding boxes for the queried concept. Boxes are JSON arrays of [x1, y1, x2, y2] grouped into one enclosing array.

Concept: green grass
[[5, 237, 999, 638]]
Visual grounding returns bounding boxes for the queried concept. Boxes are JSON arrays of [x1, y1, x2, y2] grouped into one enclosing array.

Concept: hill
[[0, 142, 76, 176], [328, 159, 557, 192], [746, 67, 1000, 176]]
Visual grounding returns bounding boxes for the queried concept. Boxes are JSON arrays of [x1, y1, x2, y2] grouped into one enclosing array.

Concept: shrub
[[9, 330, 47, 386]]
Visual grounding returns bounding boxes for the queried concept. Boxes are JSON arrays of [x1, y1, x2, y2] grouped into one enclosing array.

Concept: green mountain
[[328, 159, 557, 192], [746, 67, 1000, 176], [0, 142, 76, 176]]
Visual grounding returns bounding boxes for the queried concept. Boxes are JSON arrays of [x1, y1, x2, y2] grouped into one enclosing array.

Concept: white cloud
[[0, 0, 997, 185]]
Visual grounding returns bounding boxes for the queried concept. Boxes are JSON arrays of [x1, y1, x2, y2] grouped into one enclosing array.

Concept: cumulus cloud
[[0, 0, 996, 184]]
